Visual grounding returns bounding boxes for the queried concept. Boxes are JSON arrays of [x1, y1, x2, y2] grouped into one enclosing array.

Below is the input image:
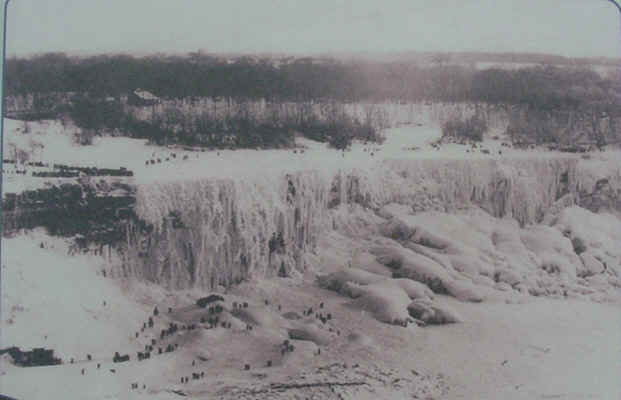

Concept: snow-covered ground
[[4, 117, 607, 190], [1, 228, 620, 400], [1, 230, 147, 359]]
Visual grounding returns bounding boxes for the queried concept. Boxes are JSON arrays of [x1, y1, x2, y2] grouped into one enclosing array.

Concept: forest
[[5, 52, 621, 148]]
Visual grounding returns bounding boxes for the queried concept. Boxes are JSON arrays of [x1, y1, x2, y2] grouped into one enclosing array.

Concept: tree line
[[5, 52, 621, 147], [6, 52, 619, 108]]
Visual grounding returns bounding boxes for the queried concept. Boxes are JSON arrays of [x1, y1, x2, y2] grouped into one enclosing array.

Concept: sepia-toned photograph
[[1, 1, 620, 399]]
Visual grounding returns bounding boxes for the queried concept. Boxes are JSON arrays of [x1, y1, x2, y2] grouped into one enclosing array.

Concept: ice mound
[[317, 267, 386, 292], [352, 250, 394, 277], [287, 322, 333, 346], [369, 245, 453, 293], [448, 253, 494, 278], [231, 306, 290, 336], [390, 278, 435, 300], [551, 206, 621, 278], [442, 279, 485, 303], [378, 204, 621, 302], [407, 299, 464, 325], [314, 201, 619, 312], [349, 282, 412, 325], [580, 252, 606, 276], [369, 242, 486, 302], [316, 264, 435, 318]]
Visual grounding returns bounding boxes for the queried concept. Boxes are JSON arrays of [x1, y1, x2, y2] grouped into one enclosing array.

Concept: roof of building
[[133, 89, 159, 101]]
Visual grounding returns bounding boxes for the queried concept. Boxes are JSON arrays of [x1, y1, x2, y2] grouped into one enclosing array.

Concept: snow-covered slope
[[1, 230, 154, 360]]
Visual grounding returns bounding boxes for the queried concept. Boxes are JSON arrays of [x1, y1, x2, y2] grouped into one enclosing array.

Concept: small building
[[128, 89, 160, 107]]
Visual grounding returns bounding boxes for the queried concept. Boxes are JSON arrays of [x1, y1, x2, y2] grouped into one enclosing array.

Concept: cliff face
[[114, 157, 582, 290]]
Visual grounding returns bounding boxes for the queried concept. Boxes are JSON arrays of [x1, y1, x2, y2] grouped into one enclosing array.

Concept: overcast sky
[[4, 0, 621, 58]]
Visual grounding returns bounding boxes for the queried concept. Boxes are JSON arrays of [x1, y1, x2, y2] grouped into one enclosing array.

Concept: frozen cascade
[[115, 157, 579, 290]]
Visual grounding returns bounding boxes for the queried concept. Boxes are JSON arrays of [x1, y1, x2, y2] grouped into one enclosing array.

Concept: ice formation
[[112, 153, 619, 306]]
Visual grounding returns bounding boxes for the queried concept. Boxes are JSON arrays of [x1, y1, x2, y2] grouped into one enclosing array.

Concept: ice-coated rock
[[443, 279, 485, 302], [350, 282, 412, 325], [407, 300, 463, 324], [578, 252, 606, 276], [391, 278, 434, 300], [429, 304, 464, 324], [370, 245, 451, 287], [407, 301, 435, 322], [494, 268, 522, 286]]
